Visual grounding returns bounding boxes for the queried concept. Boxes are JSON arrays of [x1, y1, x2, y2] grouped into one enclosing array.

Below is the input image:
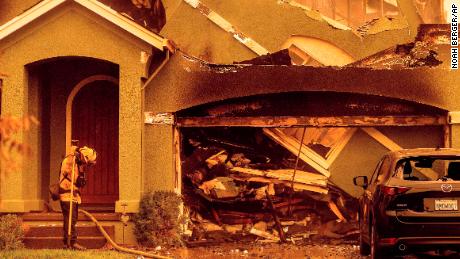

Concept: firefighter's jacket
[[59, 147, 83, 204]]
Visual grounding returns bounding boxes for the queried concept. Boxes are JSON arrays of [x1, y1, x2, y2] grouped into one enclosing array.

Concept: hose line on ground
[[79, 209, 171, 259]]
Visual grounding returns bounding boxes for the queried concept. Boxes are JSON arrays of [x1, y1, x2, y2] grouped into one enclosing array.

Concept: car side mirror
[[353, 176, 369, 189]]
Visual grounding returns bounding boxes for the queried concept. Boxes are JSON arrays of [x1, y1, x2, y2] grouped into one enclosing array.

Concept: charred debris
[[180, 127, 359, 246]]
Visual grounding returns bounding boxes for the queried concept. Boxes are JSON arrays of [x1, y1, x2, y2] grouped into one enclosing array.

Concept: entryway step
[[23, 236, 107, 249], [23, 212, 119, 221], [24, 225, 114, 249], [26, 225, 114, 237]]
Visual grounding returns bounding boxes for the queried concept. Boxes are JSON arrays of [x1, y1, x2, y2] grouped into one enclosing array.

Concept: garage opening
[[170, 92, 448, 243], [180, 126, 360, 243]]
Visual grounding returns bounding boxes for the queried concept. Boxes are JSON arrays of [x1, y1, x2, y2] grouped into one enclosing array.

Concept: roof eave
[[0, 0, 167, 50], [0, 0, 66, 41], [74, 0, 166, 50]]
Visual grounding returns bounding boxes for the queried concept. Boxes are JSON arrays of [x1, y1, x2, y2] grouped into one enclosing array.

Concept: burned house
[[143, 24, 459, 242], [0, 0, 458, 247]]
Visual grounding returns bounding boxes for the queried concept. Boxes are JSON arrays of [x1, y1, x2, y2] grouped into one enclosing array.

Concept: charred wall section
[[176, 91, 447, 118]]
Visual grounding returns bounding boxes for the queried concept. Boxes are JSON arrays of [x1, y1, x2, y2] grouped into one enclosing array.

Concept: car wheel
[[370, 223, 385, 259]]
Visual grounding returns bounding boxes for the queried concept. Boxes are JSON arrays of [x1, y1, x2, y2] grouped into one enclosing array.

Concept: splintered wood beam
[[361, 127, 401, 151], [289, 44, 313, 65], [325, 128, 357, 165], [230, 167, 328, 186], [269, 128, 330, 169], [328, 200, 347, 222], [263, 128, 331, 177], [174, 127, 182, 194], [175, 116, 446, 128], [444, 124, 451, 148], [184, 0, 269, 55], [289, 183, 329, 194], [232, 174, 329, 194]]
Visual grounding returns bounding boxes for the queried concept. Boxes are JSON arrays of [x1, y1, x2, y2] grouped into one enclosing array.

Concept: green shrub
[[133, 191, 183, 247], [0, 214, 24, 250]]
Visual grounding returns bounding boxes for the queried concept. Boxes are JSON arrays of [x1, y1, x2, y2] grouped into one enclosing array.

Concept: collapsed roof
[[1, 0, 430, 66], [161, 0, 424, 63], [145, 24, 458, 114], [350, 24, 451, 69]]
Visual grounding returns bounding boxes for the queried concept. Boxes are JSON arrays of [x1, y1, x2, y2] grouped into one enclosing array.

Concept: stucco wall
[[0, 2, 152, 212], [160, 1, 255, 63], [143, 125, 175, 192], [376, 126, 444, 149], [142, 59, 177, 193], [452, 125, 460, 149]]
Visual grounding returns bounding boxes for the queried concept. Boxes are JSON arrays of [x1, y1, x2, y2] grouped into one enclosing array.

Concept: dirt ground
[[167, 243, 361, 259], [149, 242, 460, 259]]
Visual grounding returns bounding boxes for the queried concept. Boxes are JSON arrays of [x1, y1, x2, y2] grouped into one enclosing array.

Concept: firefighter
[[59, 145, 97, 249]]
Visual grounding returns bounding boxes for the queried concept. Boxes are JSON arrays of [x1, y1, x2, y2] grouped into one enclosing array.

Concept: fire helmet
[[79, 146, 97, 164]]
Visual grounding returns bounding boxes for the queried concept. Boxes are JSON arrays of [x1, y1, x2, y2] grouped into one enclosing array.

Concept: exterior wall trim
[[0, 0, 66, 40], [175, 115, 447, 127], [448, 111, 460, 124]]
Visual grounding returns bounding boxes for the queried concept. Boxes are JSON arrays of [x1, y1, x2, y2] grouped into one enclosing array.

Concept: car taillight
[[379, 237, 399, 246], [382, 186, 411, 196]]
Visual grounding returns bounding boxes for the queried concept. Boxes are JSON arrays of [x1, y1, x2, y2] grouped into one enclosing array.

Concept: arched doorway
[[67, 76, 119, 206]]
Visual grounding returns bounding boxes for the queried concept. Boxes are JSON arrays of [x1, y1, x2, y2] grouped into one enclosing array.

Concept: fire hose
[[79, 209, 172, 259]]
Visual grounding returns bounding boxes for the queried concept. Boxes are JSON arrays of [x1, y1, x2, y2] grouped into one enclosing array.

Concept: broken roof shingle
[[350, 24, 450, 69], [356, 16, 407, 36], [235, 49, 292, 66]]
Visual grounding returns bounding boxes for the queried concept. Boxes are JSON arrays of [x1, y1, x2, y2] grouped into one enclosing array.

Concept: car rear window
[[394, 157, 460, 181]]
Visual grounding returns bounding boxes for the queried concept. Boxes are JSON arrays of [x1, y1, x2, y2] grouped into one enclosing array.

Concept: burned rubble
[[180, 127, 359, 246]]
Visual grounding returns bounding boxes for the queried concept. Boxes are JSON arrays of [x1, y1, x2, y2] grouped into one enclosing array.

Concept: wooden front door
[[72, 80, 119, 205]]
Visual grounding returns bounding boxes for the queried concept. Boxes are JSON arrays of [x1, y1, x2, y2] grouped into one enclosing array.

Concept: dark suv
[[354, 148, 460, 258]]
